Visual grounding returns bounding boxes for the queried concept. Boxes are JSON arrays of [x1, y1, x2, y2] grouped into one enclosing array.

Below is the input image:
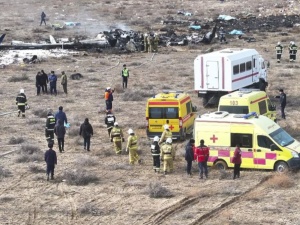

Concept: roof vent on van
[[209, 111, 229, 118], [162, 90, 184, 94], [239, 88, 260, 94], [233, 114, 245, 118]]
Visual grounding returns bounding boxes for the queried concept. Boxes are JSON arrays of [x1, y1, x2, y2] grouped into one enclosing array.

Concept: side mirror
[[270, 144, 279, 151], [192, 106, 197, 112]]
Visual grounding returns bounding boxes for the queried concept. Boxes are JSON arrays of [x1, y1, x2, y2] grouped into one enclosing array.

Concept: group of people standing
[[275, 41, 298, 63], [35, 70, 67, 96], [185, 139, 242, 180], [143, 32, 159, 53]]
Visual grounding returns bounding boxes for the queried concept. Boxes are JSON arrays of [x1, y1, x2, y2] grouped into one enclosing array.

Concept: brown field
[[1, 0, 300, 224]]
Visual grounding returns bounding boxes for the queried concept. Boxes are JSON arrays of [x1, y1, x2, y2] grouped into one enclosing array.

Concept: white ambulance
[[194, 48, 268, 107]]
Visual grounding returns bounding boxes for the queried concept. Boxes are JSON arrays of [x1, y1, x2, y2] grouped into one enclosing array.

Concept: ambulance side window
[[186, 102, 192, 114], [258, 101, 267, 114], [233, 65, 239, 75], [246, 61, 252, 71], [231, 133, 252, 148], [257, 135, 275, 149], [240, 63, 246, 73]]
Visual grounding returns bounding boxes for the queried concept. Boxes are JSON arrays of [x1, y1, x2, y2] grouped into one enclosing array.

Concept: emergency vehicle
[[146, 90, 196, 140], [194, 111, 300, 172], [218, 89, 277, 121], [194, 48, 268, 107]]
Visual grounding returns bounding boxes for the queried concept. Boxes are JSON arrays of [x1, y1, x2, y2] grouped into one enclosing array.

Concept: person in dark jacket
[[185, 139, 195, 177], [16, 89, 28, 117], [49, 71, 57, 95], [40, 70, 48, 94], [54, 119, 66, 153], [232, 144, 242, 179], [45, 110, 56, 144], [151, 136, 161, 173], [104, 110, 116, 137], [55, 106, 68, 125], [35, 72, 43, 95], [79, 118, 94, 151], [40, 11, 46, 26], [44, 142, 57, 181], [275, 89, 287, 119]]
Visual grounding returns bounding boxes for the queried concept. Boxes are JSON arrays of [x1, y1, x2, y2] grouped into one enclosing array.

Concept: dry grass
[[63, 168, 99, 186], [0, 166, 12, 179], [8, 136, 25, 144], [265, 173, 295, 189], [146, 182, 173, 198], [75, 155, 98, 167], [8, 74, 29, 82]]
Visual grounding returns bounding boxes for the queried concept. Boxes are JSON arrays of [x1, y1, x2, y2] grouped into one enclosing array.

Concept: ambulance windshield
[[270, 128, 294, 147]]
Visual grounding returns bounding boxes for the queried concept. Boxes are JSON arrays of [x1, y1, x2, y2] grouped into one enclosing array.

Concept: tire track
[[189, 175, 272, 225], [143, 181, 220, 225], [143, 176, 271, 225]]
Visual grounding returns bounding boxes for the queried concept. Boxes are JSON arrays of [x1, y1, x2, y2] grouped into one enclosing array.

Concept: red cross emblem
[[210, 134, 218, 143], [169, 124, 174, 130]]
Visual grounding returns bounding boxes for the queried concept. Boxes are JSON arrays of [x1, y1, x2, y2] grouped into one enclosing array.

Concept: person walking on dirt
[[35, 72, 43, 95], [110, 122, 124, 154], [61, 71, 67, 94], [275, 42, 283, 63], [289, 41, 298, 62], [45, 109, 56, 144], [40, 70, 48, 94], [232, 144, 242, 179], [159, 124, 172, 144], [105, 110, 116, 137], [54, 119, 66, 153], [16, 89, 28, 118], [275, 89, 287, 119], [104, 87, 114, 112], [55, 106, 68, 125], [185, 139, 195, 177], [194, 139, 210, 179], [160, 138, 175, 175], [49, 71, 57, 95], [40, 11, 47, 26], [126, 129, 140, 165], [44, 142, 57, 181], [79, 118, 94, 151], [121, 64, 129, 89], [151, 136, 161, 172]]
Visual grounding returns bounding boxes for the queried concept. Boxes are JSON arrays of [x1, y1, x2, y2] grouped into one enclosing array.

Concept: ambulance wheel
[[214, 160, 228, 170], [275, 161, 288, 173]]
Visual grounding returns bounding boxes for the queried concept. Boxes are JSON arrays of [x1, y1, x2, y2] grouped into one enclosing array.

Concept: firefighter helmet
[[166, 138, 172, 144]]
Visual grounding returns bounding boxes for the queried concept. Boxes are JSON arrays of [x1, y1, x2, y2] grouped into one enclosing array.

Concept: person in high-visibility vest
[[151, 136, 161, 172], [126, 129, 140, 165], [121, 64, 129, 89], [289, 41, 298, 62], [16, 89, 28, 117]]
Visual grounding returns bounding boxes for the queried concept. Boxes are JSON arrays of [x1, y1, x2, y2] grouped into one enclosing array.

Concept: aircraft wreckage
[[0, 25, 217, 52]]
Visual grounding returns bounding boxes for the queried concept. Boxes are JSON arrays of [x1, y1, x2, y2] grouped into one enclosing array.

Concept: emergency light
[[243, 112, 257, 119]]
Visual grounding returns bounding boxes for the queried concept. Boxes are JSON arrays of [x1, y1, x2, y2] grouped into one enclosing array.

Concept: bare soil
[[1, 0, 300, 224]]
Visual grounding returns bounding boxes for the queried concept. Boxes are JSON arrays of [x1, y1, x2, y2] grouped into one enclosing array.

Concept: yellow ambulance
[[218, 89, 277, 121], [194, 111, 300, 172], [146, 90, 196, 140]]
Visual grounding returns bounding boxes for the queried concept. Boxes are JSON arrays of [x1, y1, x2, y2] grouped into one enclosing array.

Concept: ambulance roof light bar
[[243, 112, 258, 119]]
